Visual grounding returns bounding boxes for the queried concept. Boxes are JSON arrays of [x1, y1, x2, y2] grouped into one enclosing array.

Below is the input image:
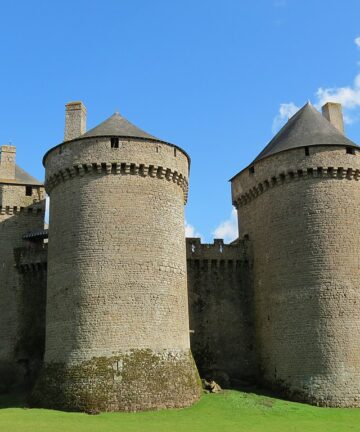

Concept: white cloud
[[274, 73, 360, 130], [355, 36, 360, 48], [45, 195, 50, 224], [185, 220, 202, 238], [272, 102, 299, 133], [316, 73, 360, 111], [212, 208, 238, 243]]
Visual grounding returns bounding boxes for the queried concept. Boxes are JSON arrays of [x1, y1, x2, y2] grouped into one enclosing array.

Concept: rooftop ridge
[[80, 112, 159, 141], [254, 103, 359, 163]]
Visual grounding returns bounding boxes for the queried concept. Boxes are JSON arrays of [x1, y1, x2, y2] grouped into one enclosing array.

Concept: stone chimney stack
[[322, 102, 344, 134], [0, 145, 16, 179], [64, 101, 87, 141]]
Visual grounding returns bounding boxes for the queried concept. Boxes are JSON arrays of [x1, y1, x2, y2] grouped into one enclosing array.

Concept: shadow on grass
[[223, 378, 290, 403], [0, 392, 28, 409]]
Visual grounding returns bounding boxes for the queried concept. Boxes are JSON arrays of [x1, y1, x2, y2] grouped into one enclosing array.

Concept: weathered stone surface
[[232, 145, 360, 407], [32, 349, 200, 412], [0, 172, 45, 391], [39, 133, 200, 411], [187, 238, 257, 387]]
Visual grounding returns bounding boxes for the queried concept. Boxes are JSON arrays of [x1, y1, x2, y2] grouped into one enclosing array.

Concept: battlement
[[0, 204, 44, 215], [186, 237, 255, 385], [233, 165, 360, 208], [46, 161, 189, 203], [186, 237, 250, 263]]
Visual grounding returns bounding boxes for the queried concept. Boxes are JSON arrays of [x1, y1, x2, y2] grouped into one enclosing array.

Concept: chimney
[[0, 145, 16, 180], [64, 101, 87, 141], [321, 102, 344, 134]]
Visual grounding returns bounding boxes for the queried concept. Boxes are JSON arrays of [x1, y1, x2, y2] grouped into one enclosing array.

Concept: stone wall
[[232, 145, 360, 407], [35, 136, 201, 411], [14, 243, 47, 390], [0, 183, 45, 392], [186, 237, 256, 387]]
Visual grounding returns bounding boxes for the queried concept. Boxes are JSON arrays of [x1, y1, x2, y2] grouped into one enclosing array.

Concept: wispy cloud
[[273, 38, 360, 132], [212, 208, 238, 243], [272, 102, 299, 133], [315, 73, 360, 111], [185, 220, 202, 238]]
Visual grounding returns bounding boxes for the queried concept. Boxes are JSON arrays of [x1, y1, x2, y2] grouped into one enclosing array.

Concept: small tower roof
[[0, 165, 43, 186], [14, 165, 43, 185], [254, 102, 359, 163], [80, 112, 160, 141]]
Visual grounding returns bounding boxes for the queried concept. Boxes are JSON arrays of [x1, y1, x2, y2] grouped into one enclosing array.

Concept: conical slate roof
[[0, 165, 43, 186], [254, 102, 359, 163], [81, 112, 160, 141]]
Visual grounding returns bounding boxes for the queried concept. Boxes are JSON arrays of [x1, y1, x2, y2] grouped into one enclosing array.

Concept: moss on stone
[[31, 349, 201, 412]]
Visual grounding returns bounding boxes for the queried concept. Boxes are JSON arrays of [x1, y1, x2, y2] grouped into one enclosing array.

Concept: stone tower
[[0, 145, 45, 391], [33, 102, 201, 412], [231, 102, 360, 407]]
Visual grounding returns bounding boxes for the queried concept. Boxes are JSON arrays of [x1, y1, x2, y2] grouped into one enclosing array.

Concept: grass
[[1, 390, 360, 432]]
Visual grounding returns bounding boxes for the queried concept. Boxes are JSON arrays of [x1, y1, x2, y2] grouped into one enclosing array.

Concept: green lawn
[[1, 390, 360, 432]]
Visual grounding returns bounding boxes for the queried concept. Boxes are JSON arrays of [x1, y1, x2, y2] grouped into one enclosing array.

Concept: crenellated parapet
[[233, 165, 360, 208], [45, 162, 189, 203], [0, 204, 44, 215], [186, 237, 256, 387], [186, 237, 250, 264]]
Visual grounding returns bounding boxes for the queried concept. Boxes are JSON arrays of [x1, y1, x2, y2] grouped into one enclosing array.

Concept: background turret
[[0, 144, 45, 393], [231, 102, 360, 407]]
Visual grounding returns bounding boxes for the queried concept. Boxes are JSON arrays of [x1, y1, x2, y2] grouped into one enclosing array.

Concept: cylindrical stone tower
[[231, 102, 360, 407], [33, 103, 201, 412]]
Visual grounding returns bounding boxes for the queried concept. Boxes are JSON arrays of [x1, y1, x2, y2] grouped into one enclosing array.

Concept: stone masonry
[[0, 145, 45, 392], [32, 111, 201, 412], [1, 99, 360, 411]]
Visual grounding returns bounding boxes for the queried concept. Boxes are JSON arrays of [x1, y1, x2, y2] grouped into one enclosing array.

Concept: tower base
[[31, 349, 201, 412]]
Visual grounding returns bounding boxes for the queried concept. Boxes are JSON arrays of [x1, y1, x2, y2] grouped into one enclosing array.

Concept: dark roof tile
[[80, 112, 160, 141], [254, 102, 359, 162]]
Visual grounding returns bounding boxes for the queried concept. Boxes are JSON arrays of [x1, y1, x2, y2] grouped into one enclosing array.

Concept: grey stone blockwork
[[4, 101, 360, 412], [34, 134, 201, 411], [232, 145, 360, 407], [186, 238, 257, 387], [0, 183, 45, 391]]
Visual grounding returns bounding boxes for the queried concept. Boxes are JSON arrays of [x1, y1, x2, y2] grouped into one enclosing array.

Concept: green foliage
[[2, 390, 360, 432]]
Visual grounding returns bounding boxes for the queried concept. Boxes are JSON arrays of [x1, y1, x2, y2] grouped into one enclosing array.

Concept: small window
[[249, 166, 255, 174], [346, 147, 355, 155], [111, 137, 119, 148], [174, 148, 177, 157], [25, 186, 32, 196], [304, 146, 310, 156]]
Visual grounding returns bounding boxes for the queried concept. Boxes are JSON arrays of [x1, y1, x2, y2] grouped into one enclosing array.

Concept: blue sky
[[1, 0, 360, 242]]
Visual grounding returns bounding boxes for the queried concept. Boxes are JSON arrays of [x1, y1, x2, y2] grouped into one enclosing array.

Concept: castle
[[1, 100, 360, 411]]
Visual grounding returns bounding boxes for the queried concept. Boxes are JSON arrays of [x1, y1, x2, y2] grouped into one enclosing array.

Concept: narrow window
[[304, 146, 310, 156], [346, 147, 355, 155], [249, 165, 255, 174], [25, 186, 32, 196], [174, 148, 177, 157], [111, 137, 119, 148]]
